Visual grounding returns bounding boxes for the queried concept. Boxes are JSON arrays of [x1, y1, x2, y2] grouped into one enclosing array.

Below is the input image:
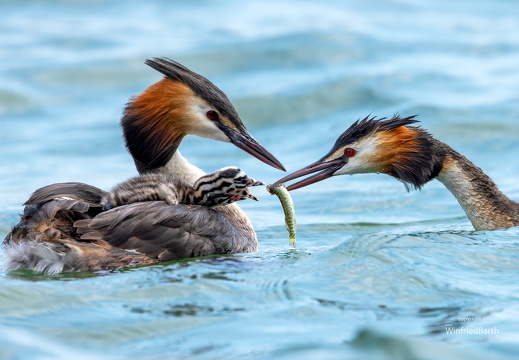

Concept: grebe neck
[[436, 149, 519, 230], [158, 151, 206, 185]]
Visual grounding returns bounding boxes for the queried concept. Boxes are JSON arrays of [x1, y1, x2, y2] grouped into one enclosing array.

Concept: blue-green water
[[1, 0, 519, 359]]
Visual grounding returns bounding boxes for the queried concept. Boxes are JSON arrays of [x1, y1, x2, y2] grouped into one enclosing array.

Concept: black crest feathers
[[333, 114, 419, 149], [145, 58, 242, 128]]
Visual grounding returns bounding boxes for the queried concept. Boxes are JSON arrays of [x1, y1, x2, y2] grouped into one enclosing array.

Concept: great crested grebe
[[4, 58, 285, 274], [274, 115, 519, 231]]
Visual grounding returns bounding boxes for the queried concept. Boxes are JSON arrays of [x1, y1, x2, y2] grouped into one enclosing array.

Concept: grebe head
[[274, 115, 441, 191], [121, 58, 285, 172], [193, 166, 265, 207]]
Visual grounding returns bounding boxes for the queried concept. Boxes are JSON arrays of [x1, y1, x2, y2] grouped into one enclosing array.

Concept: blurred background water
[[1, 0, 519, 359]]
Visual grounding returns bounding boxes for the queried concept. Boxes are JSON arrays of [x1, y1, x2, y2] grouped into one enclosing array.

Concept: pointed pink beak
[[272, 159, 344, 191]]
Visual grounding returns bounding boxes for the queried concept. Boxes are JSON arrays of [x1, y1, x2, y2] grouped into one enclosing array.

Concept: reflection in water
[[128, 303, 246, 317]]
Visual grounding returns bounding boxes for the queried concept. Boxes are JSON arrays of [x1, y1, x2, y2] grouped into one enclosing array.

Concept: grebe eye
[[206, 110, 219, 120], [345, 148, 356, 157]]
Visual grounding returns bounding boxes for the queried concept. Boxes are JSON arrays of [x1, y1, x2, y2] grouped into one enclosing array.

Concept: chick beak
[[272, 159, 344, 191], [247, 179, 265, 187], [225, 128, 286, 171]]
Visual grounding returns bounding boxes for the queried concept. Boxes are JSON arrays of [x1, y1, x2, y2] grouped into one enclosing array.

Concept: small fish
[[267, 184, 297, 249]]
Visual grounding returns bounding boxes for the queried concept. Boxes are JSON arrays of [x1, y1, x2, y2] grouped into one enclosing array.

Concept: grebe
[[3, 58, 285, 274], [100, 166, 264, 210], [273, 115, 519, 231]]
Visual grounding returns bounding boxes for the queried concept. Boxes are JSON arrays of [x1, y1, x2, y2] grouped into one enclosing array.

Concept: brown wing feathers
[[75, 202, 232, 261]]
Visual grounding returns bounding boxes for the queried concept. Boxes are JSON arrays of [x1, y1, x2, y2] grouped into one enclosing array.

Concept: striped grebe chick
[[102, 166, 264, 210]]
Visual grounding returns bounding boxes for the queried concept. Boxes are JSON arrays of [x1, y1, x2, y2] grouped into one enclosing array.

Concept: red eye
[[206, 110, 219, 120], [345, 148, 356, 157]]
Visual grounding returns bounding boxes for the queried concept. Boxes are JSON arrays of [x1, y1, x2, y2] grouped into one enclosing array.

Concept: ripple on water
[[2, 0, 519, 359]]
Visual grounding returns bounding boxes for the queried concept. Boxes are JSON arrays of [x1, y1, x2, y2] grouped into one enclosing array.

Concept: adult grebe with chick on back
[[4, 58, 286, 274]]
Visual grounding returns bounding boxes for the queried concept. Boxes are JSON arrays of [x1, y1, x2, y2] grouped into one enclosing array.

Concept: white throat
[[162, 151, 206, 185]]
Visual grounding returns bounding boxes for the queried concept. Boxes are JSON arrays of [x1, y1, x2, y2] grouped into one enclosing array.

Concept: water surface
[[1, 0, 519, 359]]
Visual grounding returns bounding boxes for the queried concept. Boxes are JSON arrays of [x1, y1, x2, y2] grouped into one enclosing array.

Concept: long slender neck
[[434, 143, 519, 230], [157, 151, 205, 184]]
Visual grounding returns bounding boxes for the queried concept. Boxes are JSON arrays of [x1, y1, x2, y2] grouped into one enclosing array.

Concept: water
[[1, 0, 519, 359]]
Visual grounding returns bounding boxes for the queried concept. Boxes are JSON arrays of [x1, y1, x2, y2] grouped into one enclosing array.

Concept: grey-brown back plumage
[[101, 173, 187, 210], [4, 168, 261, 274]]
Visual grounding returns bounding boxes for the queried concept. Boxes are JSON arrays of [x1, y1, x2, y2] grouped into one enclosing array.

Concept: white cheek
[[333, 136, 380, 175], [334, 155, 379, 175], [189, 104, 230, 142]]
